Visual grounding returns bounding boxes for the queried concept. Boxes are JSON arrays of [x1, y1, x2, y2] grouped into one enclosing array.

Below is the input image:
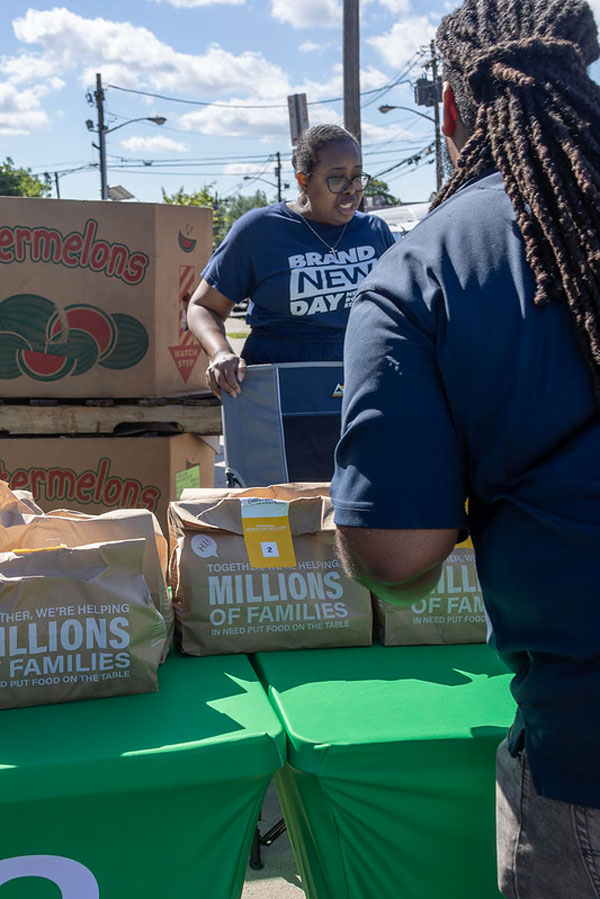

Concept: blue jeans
[[496, 737, 600, 897]]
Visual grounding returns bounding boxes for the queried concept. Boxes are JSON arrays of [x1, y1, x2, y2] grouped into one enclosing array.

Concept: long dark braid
[[433, 0, 600, 399]]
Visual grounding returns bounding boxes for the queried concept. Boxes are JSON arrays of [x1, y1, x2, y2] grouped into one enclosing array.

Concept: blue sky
[[1, 0, 600, 206]]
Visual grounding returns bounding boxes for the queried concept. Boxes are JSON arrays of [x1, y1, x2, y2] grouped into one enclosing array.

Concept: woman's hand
[[186, 280, 243, 399], [206, 350, 247, 399]]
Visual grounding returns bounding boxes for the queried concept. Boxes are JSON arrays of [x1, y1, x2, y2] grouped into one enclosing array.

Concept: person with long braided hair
[[332, 1, 600, 894]]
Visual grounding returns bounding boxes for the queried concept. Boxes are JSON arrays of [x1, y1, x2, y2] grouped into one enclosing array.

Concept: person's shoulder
[[392, 171, 512, 249], [221, 202, 288, 247], [432, 170, 512, 226], [362, 170, 522, 308], [449, 169, 510, 209]]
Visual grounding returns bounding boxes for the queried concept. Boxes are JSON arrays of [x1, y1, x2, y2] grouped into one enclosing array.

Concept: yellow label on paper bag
[[13, 545, 67, 554], [240, 498, 297, 568]]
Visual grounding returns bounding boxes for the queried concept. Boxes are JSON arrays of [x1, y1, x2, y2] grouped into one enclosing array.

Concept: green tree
[[161, 185, 215, 207], [162, 184, 268, 248], [162, 183, 224, 249], [220, 190, 268, 242], [0, 157, 51, 197], [364, 177, 398, 207]]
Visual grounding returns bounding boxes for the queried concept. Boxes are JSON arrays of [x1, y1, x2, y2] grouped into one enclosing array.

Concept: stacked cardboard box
[[0, 197, 217, 531]]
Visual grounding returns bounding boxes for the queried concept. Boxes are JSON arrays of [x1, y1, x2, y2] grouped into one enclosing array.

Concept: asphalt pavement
[[241, 781, 305, 898]]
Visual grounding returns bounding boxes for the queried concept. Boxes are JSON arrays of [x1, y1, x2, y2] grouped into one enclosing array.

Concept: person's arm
[[336, 526, 458, 606], [331, 240, 468, 601], [187, 279, 247, 399]]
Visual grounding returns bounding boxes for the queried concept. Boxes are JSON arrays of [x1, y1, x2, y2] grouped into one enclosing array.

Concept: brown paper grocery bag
[[0, 539, 167, 709], [0, 504, 172, 661], [374, 541, 487, 645], [169, 484, 372, 656], [0, 480, 44, 526]]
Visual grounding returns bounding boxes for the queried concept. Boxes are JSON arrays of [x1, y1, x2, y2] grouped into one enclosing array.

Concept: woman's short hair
[[292, 124, 359, 174]]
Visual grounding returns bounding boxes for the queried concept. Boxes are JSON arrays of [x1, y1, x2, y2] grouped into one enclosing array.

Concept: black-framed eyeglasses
[[325, 173, 371, 194]]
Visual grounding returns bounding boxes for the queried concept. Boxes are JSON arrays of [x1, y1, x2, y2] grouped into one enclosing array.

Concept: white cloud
[[377, 0, 411, 12], [368, 16, 437, 68], [1, 54, 61, 85], [223, 162, 272, 175], [11, 8, 289, 99], [0, 103, 48, 135], [0, 79, 59, 135], [298, 62, 390, 103], [5, 6, 341, 138], [120, 135, 190, 153], [299, 40, 335, 53], [271, 0, 341, 29], [179, 95, 345, 140], [179, 103, 290, 139], [176, 60, 392, 139], [1, 6, 422, 143], [154, 0, 244, 5]]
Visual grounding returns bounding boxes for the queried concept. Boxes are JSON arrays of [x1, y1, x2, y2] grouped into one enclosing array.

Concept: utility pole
[[430, 41, 443, 192], [275, 152, 282, 202], [54, 172, 60, 199], [94, 73, 108, 200], [343, 0, 361, 145]]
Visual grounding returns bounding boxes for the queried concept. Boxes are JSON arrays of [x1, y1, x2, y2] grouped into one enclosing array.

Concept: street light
[[88, 74, 166, 199], [87, 116, 166, 200], [379, 104, 441, 190], [378, 104, 435, 124], [86, 116, 166, 134]]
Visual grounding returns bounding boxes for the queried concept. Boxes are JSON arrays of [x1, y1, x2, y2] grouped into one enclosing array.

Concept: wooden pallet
[[0, 394, 222, 437]]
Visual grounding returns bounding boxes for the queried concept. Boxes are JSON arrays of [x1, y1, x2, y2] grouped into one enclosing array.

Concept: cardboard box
[[0, 433, 214, 536], [0, 197, 212, 397]]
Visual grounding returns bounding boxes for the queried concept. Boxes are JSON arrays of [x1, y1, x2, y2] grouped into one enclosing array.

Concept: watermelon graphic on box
[[0, 295, 149, 382], [178, 230, 197, 253], [0, 196, 213, 397]]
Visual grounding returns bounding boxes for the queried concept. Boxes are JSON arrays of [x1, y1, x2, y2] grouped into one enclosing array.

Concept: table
[[254, 643, 516, 899], [0, 653, 285, 899]]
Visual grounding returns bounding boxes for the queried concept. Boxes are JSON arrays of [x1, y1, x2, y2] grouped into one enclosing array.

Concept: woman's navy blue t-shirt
[[201, 201, 395, 333]]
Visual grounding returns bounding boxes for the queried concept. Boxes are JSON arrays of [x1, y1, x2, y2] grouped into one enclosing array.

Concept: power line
[[373, 143, 435, 180], [99, 142, 436, 185], [385, 156, 435, 188], [106, 168, 269, 176], [360, 49, 426, 110], [106, 74, 419, 110], [102, 153, 426, 175], [27, 134, 431, 182]]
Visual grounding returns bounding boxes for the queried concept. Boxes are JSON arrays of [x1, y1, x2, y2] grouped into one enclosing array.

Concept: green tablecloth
[[254, 643, 516, 899], [0, 653, 285, 899]]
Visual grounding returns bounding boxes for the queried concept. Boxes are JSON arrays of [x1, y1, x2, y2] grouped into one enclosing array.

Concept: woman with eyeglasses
[[187, 124, 395, 398]]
